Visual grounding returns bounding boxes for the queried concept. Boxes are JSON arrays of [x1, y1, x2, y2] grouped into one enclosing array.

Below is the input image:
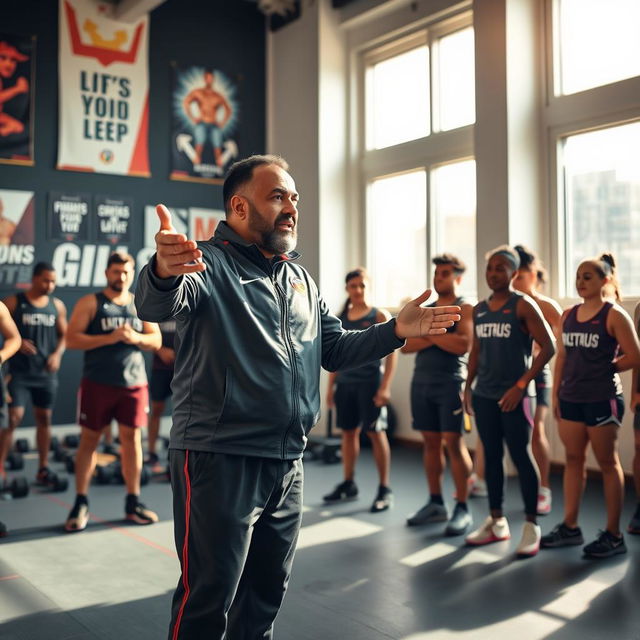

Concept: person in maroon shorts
[[64, 252, 162, 532]]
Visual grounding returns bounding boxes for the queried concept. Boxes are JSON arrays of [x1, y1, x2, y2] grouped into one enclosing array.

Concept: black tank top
[[473, 292, 532, 400], [152, 320, 176, 371], [413, 297, 467, 385], [336, 307, 382, 384], [83, 292, 147, 388], [9, 292, 60, 381], [559, 302, 622, 402]]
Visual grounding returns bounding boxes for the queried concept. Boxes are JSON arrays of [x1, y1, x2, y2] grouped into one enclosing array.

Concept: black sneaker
[[583, 530, 627, 558], [627, 504, 640, 535], [125, 501, 159, 525], [323, 480, 358, 503], [445, 503, 473, 536], [540, 522, 584, 548], [65, 497, 89, 533], [370, 486, 393, 513], [406, 501, 448, 526], [35, 467, 55, 486]]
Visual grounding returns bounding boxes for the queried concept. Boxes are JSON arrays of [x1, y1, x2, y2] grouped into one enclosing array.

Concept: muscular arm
[[53, 299, 67, 356], [518, 298, 556, 386], [374, 309, 397, 406], [552, 310, 569, 407], [131, 321, 162, 352], [426, 303, 473, 356], [0, 301, 21, 363], [182, 90, 199, 122], [400, 337, 432, 354], [608, 306, 640, 374], [66, 295, 116, 351]]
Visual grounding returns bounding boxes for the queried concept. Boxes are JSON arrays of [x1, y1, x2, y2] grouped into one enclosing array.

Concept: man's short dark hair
[[32, 262, 55, 277], [107, 251, 135, 268], [432, 253, 466, 275], [223, 154, 289, 215]]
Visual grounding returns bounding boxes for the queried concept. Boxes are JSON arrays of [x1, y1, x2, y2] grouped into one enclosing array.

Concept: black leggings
[[472, 394, 538, 517]]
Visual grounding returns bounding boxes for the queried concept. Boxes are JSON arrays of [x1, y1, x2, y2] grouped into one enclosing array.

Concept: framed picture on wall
[[169, 64, 240, 184], [0, 34, 35, 166]]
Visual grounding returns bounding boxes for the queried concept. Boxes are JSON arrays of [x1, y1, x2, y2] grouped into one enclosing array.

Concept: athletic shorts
[[559, 395, 624, 427], [534, 368, 551, 407], [150, 368, 173, 403], [78, 378, 149, 431], [8, 376, 58, 410], [334, 380, 386, 432], [411, 381, 464, 433], [194, 122, 223, 148], [633, 410, 640, 431]]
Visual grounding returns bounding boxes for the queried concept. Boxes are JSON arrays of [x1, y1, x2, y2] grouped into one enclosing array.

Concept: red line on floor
[[46, 495, 177, 558], [0, 574, 20, 582]]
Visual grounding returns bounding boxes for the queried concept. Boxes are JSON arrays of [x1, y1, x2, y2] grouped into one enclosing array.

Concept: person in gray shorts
[[402, 254, 474, 536]]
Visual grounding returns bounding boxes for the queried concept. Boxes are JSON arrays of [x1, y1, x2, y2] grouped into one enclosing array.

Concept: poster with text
[[0, 34, 35, 166], [57, 0, 150, 176], [48, 192, 91, 241], [189, 208, 224, 241], [170, 65, 239, 184], [0, 189, 35, 288], [95, 194, 132, 244]]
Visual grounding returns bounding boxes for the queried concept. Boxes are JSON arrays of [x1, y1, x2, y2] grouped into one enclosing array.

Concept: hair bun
[[600, 253, 616, 269]]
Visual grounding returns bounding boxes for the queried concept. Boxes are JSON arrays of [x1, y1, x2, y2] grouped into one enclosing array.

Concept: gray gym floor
[[1, 423, 639, 640]]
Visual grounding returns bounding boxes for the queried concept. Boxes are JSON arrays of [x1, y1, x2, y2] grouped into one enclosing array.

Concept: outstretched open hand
[[395, 290, 461, 339]]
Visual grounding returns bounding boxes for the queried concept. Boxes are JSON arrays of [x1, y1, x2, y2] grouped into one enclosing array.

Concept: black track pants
[[472, 394, 538, 517], [168, 450, 303, 640]]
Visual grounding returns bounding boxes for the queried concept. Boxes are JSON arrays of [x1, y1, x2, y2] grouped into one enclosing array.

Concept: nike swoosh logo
[[595, 416, 607, 422], [477, 311, 487, 317], [452, 408, 463, 415], [239, 277, 261, 285]]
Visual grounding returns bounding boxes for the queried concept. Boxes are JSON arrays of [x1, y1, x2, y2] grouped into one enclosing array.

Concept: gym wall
[[1, 0, 266, 426]]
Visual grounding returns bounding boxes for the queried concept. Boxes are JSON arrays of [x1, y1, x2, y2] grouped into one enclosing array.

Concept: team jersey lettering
[[562, 332, 599, 348], [22, 313, 56, 327], [476, 322, 511, 338]]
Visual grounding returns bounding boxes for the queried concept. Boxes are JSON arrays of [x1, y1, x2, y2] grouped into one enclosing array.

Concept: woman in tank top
[[630, 302, 640, 535], [513, 245, 562, 516], [541, 254, 640, 558], [463, 245, 555, 557], [324, 268, 397, 513]]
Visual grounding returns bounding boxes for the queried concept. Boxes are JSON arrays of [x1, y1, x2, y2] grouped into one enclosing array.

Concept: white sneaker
[[469, 476, 488, 498], [466, 516, 510, 546], [537, 486, 552, 515], [516, 521, 541, 557]]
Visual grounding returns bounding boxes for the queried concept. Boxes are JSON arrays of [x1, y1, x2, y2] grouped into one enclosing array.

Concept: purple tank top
[[559, 302, 622, 402]]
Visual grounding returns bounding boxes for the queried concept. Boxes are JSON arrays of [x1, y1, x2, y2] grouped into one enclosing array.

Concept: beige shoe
[[65, 502, 89, 533], [466, 515, 510, 546]]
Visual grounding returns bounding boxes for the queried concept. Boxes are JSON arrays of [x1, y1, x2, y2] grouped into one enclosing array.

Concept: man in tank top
[[64, 252, 161, 532], [402, 253, 474, 536], [0, 263, 66, 484], [146, 319, 176, 466]]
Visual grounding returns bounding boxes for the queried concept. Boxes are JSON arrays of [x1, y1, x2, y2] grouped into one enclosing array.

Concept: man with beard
[[0, 263, 67, 486], [136, 154, 462, 640], [64, 252, 161, 532]]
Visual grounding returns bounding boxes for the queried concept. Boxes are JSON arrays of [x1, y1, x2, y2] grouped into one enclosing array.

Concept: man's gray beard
[[261, 228, 297, 255]]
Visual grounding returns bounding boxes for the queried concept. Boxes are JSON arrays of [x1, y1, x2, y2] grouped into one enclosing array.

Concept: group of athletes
[[1, 243, 639, 561], [0, 252, 176, 536], [324, 245, 640, 559]]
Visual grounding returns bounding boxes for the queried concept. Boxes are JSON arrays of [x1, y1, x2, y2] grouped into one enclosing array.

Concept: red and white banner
[[57, 0, 150, 176]]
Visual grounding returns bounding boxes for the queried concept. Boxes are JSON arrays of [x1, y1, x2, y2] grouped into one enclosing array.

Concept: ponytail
[[594, 253, 622, 301]]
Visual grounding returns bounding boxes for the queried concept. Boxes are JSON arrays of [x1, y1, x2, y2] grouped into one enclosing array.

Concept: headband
[[491, 249, 520, 271]]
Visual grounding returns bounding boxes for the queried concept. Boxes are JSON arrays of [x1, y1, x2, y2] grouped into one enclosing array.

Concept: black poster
[[94, 195, 133, 244], [48, 191, 91, 241]]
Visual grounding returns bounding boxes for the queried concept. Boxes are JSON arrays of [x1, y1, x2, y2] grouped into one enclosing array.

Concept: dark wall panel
[[1, 0, 266, 426]]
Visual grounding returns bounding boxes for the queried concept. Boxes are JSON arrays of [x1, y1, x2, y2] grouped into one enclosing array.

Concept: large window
[[549, 0, 640, 299], [561, 122, 640, 297], [554, 0, 640, 95], [360, 14, 476, 307]]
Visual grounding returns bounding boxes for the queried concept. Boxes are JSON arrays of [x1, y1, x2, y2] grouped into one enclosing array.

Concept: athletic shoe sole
[[323, 495, 358, 504], [466, 533, 510, 546], [126, 513, 158, 525], [64, 514, 89, 533], [537, 505, 551, 516], [517, 544, 540, 557], [583, 546, 627, 559], [541, 536, 584, 548]]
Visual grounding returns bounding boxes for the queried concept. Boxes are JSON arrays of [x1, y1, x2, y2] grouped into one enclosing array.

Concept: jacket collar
[[214, 221, 301, 271]]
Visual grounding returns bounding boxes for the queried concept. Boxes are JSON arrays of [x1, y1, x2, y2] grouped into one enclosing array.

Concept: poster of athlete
[[0, 34, 35, 166], [170, 65, 240, 184], [0, 189, 35, 288]]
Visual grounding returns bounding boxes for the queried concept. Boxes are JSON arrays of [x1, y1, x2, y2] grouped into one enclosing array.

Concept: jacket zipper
[[274, 277, 300, 458]]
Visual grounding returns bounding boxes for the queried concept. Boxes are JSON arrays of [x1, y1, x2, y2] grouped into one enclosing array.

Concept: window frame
[[353, 8, 476, 307], [545, 0, 640, 301]]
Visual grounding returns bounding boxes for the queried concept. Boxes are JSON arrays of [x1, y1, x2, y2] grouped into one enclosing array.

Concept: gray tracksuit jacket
[[135, 222, 404, 460]]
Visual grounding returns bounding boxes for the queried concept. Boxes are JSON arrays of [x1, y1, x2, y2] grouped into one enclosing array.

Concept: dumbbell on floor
[[1, 477, 29, 499]]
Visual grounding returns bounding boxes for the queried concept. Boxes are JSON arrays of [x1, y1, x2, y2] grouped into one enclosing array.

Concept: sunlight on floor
[[297, 517, 383, 550]]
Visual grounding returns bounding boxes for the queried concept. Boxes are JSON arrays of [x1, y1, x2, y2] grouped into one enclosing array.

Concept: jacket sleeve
[[135, 253, 211, 322], [319, 295, 404, 372]]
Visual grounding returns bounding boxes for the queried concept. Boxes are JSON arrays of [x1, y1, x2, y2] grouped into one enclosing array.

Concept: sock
[[125, 493, 139, 512], [75, 494, 88, 506], [430, 494, 444, 505], [456, 501, 468, 512]]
